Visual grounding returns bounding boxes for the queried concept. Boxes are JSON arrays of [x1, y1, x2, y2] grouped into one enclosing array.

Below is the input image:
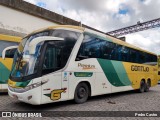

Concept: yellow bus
[[5, 25, 158, 105], [0, 34, 21, 92]]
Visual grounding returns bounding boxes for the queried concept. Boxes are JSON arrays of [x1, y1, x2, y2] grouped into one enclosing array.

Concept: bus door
[[41, 42, 65, 103], [41, 72, 62, 103]]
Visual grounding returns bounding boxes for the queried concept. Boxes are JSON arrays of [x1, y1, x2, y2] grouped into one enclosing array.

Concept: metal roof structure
[[107, 18, 160, 37]]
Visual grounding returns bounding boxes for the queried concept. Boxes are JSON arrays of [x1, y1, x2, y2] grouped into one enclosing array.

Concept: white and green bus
[[5, 25, 158, 105]]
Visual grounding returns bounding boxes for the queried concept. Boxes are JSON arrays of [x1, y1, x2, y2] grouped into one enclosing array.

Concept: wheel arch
[[76, 81, 92, 97]]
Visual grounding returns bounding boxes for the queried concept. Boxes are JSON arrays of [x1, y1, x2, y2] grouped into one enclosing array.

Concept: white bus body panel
[[66, 58, 111, 99], [8, 79, 41, 105], [41, 72, 62, 104]]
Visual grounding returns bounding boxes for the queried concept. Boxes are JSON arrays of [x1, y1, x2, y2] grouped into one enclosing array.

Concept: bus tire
[[139, 80, 145, 93], [145, 80, 151, 92], [74, 83, 89, 104]]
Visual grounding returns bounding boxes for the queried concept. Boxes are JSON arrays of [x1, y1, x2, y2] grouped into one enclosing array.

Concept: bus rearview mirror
[[2, 46, 18, 59], [28, 36, 64, 54]]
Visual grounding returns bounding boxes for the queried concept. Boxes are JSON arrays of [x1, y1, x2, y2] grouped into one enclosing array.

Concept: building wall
[[0, 5, 59, 35], [0, 0, 104, 37]]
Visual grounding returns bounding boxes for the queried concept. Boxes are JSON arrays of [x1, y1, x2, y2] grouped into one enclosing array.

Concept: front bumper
[[8, 86, 41, 105]]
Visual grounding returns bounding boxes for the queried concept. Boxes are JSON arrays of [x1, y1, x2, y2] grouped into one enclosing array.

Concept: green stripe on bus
[[0, 62, 10, 84], [111, 61, 131, 86], [44, 94, 51, 97], [97, 59, 125, 87]]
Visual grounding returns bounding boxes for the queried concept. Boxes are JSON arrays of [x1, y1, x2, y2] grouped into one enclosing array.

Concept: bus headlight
[[9, 80, 48, 93], [25, 80, 48, 91], [25, 82, 42, 91]]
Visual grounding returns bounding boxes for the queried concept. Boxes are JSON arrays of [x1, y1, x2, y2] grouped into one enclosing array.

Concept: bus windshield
[[11, 41, 62, 78], [10, 29, 80, 80]]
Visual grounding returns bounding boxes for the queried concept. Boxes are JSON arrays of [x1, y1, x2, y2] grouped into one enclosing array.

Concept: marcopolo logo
[[131, 65, 149, 72], [78, 63, 95, 70]]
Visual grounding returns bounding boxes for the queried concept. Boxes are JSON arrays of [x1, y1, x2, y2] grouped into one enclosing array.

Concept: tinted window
[[129, 49, 138, 63], [0, 40, 19, 58], [76, 34, 105, 60], [42, 41, 63, 75], [42, 30, 80, 75], [139, 52, 145, 63], [116, 45, 129, 61], [102, 42, 116, 60], [52, 30, 80, 66], [61, 38, 76, 67], [51, 29, 80, 40], [76, 33, 157, 65]]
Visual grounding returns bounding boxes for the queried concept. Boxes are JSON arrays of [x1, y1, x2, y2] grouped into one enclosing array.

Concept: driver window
[[42, 44, 61, 75]]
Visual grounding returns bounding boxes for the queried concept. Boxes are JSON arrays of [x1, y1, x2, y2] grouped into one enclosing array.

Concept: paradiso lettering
[[78, 63, 95, 70], [131, 65, 149, 72]]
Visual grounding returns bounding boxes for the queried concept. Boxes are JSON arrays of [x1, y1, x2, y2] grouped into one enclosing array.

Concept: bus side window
[[109, 43, 117, 60], [61, 38, 77, 67], [116, 45, 122, 61], [117, 46, 129, 62], [76, 34, 92, 61], [76, 34, 108, 61], [102, 41, 114, 60], [139, 52, 146, 63], [145, 53, 157, 63], [42, 44, 62, 75], [129, 49, 138, 63]]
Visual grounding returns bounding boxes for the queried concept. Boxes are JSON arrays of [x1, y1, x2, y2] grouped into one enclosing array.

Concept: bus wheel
[[74, 83, 89, 104], [139, 80, 145, 93], [145, 80, 151, 92]]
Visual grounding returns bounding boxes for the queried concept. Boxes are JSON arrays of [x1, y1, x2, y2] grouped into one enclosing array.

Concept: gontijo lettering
[[131, 65, 149, 72]]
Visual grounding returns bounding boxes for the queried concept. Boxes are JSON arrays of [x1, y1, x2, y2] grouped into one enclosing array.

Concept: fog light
[[28, 95, 32, 100], [13, 94, 18, 99]]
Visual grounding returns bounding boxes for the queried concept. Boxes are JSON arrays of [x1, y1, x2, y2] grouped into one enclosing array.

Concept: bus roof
[[27, 25, 84, 37], [0, 34, 21, 42]]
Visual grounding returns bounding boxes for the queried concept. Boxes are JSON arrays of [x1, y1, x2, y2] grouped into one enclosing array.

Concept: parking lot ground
[[1, 85, 160, 119]]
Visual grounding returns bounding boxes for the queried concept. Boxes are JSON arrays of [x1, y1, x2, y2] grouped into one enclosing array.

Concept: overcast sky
[[24, 0, 160, 54]]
